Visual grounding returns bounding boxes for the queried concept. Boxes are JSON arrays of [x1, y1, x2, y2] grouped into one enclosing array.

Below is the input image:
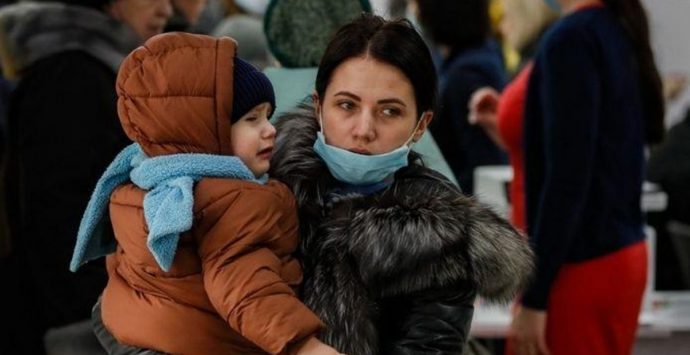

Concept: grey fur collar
[[0, 2, 141, 79]]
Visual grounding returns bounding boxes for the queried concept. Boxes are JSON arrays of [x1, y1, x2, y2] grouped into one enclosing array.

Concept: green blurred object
[[264, 66, 317, 119], [264, 0, 372, 68]]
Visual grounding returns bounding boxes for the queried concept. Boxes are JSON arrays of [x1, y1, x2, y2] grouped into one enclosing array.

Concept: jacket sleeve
[[382, 285, 476, 355], [522, 26, 601, 310], [196, 184, 323, 355]]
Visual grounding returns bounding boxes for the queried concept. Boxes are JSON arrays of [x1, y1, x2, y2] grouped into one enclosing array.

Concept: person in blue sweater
[[414, 0, 508, 194], [511, 0, 665, 355]]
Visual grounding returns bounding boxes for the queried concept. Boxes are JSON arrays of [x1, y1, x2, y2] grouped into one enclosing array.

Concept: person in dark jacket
[[0, 0, 172, 353], [415, 0, 508, 194], [269, 14, 534, 355]]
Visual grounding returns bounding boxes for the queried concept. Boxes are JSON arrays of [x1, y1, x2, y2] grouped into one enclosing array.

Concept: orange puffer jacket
[[100, 33, 322, 355]]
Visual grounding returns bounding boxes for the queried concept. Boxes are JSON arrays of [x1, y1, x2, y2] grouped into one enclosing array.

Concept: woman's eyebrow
[[334, 91, 361, 101], [333, 92, 406, 107], [378, 98, 406, 107]]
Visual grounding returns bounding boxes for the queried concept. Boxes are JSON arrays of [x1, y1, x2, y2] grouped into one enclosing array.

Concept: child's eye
[[244, 116, 258, 122]]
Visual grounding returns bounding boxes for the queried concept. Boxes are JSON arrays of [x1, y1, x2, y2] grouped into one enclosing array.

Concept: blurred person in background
[[468, 0, 558, 232], [0, 0, 15, 262], [415, 0, 508, 194], [512, 0, 665, 354], [211, 0, 272, 70], [0, 0, 171, 353], [164, 0, 207, 32]]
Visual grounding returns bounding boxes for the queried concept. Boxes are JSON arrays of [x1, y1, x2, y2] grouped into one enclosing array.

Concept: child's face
[[230, 102, 276, 177]]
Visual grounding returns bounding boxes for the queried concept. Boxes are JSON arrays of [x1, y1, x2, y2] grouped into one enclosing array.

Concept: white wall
[[643, 0, 690, 74], [643, 0, 690, 126]]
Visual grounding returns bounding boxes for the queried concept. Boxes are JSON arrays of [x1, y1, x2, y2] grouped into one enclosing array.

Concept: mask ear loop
[[318, 112, 325, 133], [316, 103, 326, 135], [404, 114, 426, 147]]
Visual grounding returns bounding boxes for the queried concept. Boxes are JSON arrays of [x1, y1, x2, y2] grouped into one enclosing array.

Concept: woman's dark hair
[[415, 0, 490, 50], [315, 13, 437, 116], [53, 0, 113, 11], [603, 0, 665, 143]]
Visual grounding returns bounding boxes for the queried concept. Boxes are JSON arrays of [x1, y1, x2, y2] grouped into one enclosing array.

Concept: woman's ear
[[412, 111, 433, 142], [312, 91, 321, 123]]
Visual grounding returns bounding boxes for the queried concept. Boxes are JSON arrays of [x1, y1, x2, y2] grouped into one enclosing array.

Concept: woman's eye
[[338, 101, 355, 111], [382, 107, 401, 117]]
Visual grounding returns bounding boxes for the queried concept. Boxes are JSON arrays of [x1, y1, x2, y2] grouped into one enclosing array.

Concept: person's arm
[[521, 25, 601, 311], [196, 185, 325, 355]]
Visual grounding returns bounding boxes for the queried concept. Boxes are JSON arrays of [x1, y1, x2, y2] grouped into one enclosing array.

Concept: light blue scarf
[[70, 143, 267, 272]]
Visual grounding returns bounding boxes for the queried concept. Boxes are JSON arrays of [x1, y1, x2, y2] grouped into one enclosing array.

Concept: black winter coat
[[270, 105, 534, 355], [2, 50, 131, 354], [0, 3, 140, 353]]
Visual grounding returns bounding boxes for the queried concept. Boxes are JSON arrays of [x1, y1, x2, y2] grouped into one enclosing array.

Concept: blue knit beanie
[[231, 57, 275, 123]]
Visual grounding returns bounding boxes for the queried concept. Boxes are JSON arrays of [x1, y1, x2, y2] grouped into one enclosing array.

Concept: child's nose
[[263, 121, 276, 139]]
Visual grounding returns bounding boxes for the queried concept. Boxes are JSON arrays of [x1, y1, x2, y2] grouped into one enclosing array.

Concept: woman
[[511, 0, 665, 354], [270, 14, 534, 355], [0, 0, 171, 353]]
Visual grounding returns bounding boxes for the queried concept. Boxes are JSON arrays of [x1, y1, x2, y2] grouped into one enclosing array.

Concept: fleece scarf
[[70, 143, 267, 272]]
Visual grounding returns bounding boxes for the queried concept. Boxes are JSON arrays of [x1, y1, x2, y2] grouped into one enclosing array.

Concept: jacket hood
[[0, 2, 141, 80], [117, 32, 238, 157]]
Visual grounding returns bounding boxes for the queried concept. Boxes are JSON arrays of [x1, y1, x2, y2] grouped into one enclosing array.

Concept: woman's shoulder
[[394, 163, 463, 196], [542, 8, 613, 52], [319, 163, 532, 301]]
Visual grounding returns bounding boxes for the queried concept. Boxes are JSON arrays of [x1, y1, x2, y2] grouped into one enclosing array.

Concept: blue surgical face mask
[[313, 113, 422, 186], [544, 0, 562, 12]]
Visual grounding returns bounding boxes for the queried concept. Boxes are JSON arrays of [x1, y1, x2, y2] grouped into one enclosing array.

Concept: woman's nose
[[352, 113, 375, 142]]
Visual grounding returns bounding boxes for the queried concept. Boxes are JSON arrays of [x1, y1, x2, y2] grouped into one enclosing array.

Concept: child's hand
[[290, 336, 344, 355]]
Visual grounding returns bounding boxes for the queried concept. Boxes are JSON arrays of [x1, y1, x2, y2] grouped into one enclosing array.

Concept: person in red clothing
[[469, 0, 557, 231], [509, 0, 665, 355]]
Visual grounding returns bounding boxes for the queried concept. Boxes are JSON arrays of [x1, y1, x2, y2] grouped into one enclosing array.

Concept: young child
[[70, 33, 339, 355]]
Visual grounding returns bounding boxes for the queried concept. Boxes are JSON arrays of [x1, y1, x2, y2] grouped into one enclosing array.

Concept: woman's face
[[315, 56, 432, 155], [107, 0, 174, 41]]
